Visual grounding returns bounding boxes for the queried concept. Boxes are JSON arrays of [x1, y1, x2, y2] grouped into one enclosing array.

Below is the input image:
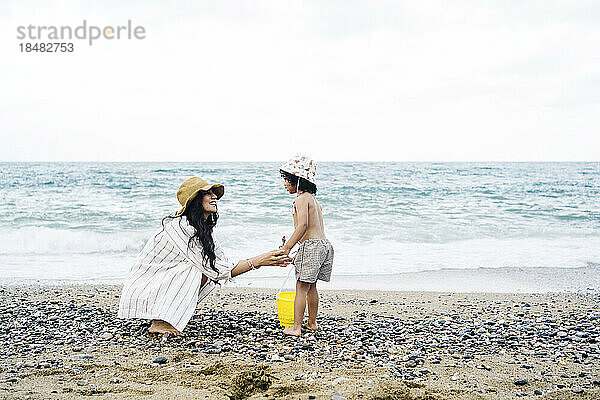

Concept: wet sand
[[0, 285, 599, 399]]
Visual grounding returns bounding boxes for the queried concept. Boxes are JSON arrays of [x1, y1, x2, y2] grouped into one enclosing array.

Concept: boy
[[279, 155, 334, 336]]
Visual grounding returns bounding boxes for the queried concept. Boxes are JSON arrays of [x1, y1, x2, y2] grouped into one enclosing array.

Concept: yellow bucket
[[276, 291, 296, 327]]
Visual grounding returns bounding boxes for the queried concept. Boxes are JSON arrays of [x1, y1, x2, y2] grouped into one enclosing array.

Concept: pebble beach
[[1, 285, 599, 399]]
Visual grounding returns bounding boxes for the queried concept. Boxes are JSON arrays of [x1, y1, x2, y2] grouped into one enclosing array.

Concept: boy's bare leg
[[149, 320, 182, 335], [283, 280, 311, 336], [306, 282, 318, 330]]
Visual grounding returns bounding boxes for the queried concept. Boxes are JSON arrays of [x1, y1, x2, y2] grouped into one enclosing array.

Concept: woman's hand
[[232, 249, 291, 277], [254, 248, 291, 267]]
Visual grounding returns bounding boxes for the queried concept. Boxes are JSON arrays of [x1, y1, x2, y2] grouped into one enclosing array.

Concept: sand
[[0, 285, 599, 399]]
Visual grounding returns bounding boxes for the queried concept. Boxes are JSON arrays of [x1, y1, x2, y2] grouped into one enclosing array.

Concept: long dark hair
[[160, 190, 219, 271]]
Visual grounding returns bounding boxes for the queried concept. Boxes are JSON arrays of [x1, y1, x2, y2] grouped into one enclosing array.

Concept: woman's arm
[[230, 248, 290, 277]]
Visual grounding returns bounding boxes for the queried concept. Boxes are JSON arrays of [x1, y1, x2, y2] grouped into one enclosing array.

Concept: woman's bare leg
[[147, 274, 207, 336]]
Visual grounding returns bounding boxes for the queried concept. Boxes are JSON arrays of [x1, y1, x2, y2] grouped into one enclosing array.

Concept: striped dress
[[117, 216, 234, 332]]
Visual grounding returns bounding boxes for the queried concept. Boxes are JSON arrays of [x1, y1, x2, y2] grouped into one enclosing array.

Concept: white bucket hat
[[279, 154, 317, 184]]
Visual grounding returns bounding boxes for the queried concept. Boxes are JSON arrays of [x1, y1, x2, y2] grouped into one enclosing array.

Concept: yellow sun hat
[[174, 177, 225, 217]]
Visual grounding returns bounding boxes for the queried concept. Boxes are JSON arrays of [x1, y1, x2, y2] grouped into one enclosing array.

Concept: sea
[[1, 162, 599, 293]]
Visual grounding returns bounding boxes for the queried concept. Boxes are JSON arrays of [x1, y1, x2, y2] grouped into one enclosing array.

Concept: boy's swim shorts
[[294, 238, 334, 283]]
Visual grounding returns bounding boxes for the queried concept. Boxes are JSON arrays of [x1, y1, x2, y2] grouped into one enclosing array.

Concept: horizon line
[[0, 160, 599, 163]]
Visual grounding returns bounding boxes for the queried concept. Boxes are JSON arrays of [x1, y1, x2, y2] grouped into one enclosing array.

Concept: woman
[[118, 177, 289, 335]]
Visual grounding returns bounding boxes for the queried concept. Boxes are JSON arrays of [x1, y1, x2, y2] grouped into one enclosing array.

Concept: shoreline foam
[[3, 264, 598, 294]]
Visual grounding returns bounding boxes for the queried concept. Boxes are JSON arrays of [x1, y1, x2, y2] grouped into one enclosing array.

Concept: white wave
[[2, 225, 600, 288], [0, 226, 150, 255]]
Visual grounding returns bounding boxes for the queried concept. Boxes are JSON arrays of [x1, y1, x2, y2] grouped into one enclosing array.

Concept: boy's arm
[[282, 195, 309, 254]]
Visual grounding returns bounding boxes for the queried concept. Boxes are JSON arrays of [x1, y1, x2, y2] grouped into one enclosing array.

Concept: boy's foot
[[283, 326, 302, 337], [149, 320, 183, 336], [302, 323, 318, 331]]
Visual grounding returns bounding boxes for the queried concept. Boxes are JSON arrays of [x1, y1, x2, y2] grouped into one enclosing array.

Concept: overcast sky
[[1, 1, 599, 161]]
